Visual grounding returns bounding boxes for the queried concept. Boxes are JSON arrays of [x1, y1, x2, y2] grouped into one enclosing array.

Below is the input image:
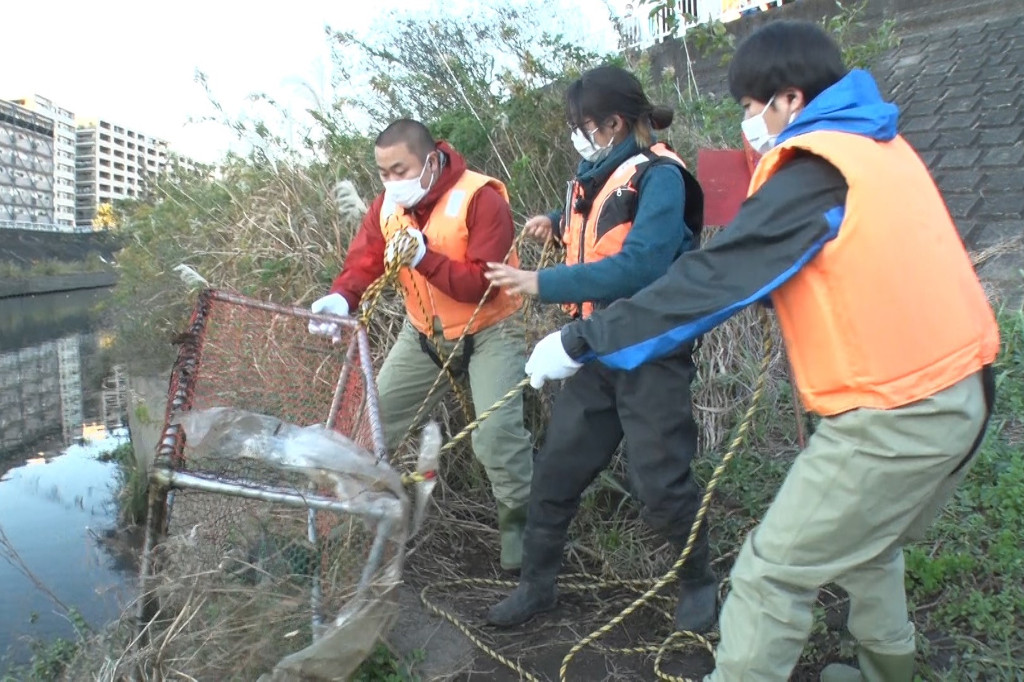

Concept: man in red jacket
[[308, 119, 534, 570]]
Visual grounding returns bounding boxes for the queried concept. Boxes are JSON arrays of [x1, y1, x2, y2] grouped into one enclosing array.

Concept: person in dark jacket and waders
[[484, 65, 717, 634]]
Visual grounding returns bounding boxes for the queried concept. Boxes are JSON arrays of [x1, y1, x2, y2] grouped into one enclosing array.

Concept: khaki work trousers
[[375, 316, 534, 509], [707, 370, 990, 681]]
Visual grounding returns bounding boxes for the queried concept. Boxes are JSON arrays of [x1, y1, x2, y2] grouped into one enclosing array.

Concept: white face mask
[[571, 127, 612, 163], [741, 95, 777, 155], [384, 154, 436, 208]]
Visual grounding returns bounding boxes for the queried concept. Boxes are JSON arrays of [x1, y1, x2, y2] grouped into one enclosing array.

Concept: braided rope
[[357, 225, 775, 680], [416, 310, 775, 682], [391, 228, 536, 466]]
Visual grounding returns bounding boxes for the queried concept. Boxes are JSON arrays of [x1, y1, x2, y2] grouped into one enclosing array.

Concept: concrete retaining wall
[[0, 271, 118, 299]]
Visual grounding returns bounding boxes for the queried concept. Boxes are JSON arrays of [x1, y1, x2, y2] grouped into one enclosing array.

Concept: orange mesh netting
[[160, 288, 383, 467]]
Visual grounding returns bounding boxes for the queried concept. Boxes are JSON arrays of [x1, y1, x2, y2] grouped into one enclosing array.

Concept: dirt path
[[387, 531, 720, 681], [384, 525, 866, 681]]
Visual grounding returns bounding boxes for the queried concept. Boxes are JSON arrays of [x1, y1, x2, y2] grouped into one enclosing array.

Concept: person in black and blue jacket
[[484, 65, 716, 633]]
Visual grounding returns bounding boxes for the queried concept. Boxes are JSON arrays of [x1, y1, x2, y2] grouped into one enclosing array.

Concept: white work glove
[[525, 330, 583, 390], [333, 179, 368, 222], [385, 228, 427, 268], [308, 293, 350, 341]]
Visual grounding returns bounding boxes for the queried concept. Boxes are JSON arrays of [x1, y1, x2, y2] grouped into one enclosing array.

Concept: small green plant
[[0, 609, 88, 682], [133, 402, 152, 426], [824, 2, 900, 69], [686, 18, 734, 63], [99, 441, 149, 526], [351, 644, 423, 682]]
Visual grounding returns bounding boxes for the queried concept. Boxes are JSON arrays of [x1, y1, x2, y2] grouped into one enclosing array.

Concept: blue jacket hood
[[777, 69, 899, 145]]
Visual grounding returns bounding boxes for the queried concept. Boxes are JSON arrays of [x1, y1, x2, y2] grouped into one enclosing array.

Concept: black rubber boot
[[486, 527, 563, 627], [672, 524, 719, 633]]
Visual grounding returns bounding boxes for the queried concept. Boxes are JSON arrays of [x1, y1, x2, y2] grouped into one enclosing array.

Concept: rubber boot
[[672, 525, 719, 633], [821, 649, 915, 682], [486, 527, 562, 627], [496, 502, 527, 572]]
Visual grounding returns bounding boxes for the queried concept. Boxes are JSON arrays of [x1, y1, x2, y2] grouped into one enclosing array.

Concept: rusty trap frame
[[133, 289, 408, 680]]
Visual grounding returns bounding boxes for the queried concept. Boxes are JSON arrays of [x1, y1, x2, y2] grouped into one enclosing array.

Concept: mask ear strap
[[418, 151, 437, 183], [424, 151, 440, 190]]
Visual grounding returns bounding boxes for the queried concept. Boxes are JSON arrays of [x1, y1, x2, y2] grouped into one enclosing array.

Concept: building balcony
[[619, 0, 795, 51]]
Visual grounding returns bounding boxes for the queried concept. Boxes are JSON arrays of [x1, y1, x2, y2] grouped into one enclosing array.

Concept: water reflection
[[0, 289, 135, 671], [0, 289, 127, 464], [0, 425, 135, 670]]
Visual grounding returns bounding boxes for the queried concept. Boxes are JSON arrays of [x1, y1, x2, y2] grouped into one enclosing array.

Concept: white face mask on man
[[741, 94, 802, 155], [384, 154, 436, 208], [571, 127, 613, 163], [741, 95, 778, 155]]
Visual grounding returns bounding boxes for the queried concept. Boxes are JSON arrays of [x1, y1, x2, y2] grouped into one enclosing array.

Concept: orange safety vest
[[750, 130, 1000, 416], [379, 169, 522, 340], [561, 142, 702, 318]]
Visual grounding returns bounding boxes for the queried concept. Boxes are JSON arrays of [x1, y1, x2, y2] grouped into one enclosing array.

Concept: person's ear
[[607, 114, 628, 138], [780, 88, 806, 112]]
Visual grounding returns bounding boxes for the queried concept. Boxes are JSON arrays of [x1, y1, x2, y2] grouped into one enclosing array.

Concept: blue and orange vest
[[750, 131, 1000, 416], [561, 142, 702, 318]]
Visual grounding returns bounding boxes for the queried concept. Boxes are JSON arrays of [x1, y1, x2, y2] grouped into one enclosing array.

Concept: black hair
[[728, 20, 847, 104], [374, 118, 436, 157], [565, 65, 673, 147]]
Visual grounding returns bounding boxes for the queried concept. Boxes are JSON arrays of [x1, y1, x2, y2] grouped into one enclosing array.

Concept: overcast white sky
[[3, 0, 626, 164]]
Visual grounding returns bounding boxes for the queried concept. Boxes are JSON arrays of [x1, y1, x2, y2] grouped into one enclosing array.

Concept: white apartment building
[[75, 117, 168, 228], [12, 95, 76, 230], [0, 99, 55, 229]]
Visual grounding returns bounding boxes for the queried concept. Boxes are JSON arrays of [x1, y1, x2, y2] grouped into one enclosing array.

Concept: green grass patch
[[352, 644, 424, 682], [98, 441, 149, 526]]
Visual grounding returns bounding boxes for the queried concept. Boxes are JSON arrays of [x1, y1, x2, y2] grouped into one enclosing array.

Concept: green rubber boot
[[821, 649, 915, 682], [497, 502, 527, 571]]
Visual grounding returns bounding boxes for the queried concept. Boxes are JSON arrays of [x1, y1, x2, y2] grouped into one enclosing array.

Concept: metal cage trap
[[135, 289, 438, 681]]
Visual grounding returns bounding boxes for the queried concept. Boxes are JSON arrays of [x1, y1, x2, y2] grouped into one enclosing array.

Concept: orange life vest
[[750, 130, 999, 416], [379, 169, 522, 340], [561, 142, 702, 318]]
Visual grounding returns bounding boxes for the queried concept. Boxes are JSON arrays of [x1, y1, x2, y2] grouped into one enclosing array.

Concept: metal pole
[[149, 470, 398, 519], [357, 330, 387, 463], [210, 289, 362, 330], [308, 338, 358, 636], [135, 479, 170, 646]]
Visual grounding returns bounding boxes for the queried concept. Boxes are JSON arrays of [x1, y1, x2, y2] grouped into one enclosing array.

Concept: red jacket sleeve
[[328, 194, 386, 309], [415, 185, 514, 303]]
